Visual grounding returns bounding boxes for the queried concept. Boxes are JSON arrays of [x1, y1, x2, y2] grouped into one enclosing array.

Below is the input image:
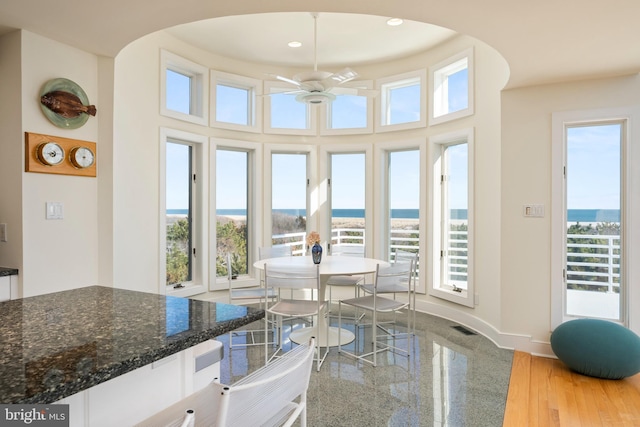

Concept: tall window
[[440, 142, 469, 291], [271, 153, 308, 254], [430, 48, 474, 125], [564, 123, 623, 321], [388, 150, 420, 261], [216, 149, 249, 279], [329, 153, 366, 250], [430, 129, 474, 307], [165, 141, 194, 286]]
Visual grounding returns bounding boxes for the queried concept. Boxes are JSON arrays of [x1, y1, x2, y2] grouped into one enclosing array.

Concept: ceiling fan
[[269, 12, 378, 104]]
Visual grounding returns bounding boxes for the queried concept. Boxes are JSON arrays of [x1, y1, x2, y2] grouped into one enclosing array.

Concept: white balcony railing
[[271, 230, 621, 296], [567, 233, 620, 293]]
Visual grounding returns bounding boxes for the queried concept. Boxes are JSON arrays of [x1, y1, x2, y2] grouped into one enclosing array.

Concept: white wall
[[20, 31, 100, 297], [501, 74, 640, 345]]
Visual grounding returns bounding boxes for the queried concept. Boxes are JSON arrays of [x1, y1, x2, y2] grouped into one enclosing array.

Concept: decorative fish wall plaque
[[41, 90, 96, 119], [39, 78, 96, 129]]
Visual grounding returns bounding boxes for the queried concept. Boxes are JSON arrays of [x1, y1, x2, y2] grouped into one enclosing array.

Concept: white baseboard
[[414, 300, 555, 358]]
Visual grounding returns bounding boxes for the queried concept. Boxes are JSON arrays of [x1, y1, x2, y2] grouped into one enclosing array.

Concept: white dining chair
[[226, 252, 277, 348], [326, 243, 365, 319], [135, 337, 316, 427], [359, 249, 418, 335], [338, 260, 414, 366], [264, 263, 329, 371]]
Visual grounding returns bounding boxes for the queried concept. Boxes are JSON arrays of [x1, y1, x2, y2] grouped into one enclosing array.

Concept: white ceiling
[[165, 13, 457, 69], [1, 0, 639, 89]]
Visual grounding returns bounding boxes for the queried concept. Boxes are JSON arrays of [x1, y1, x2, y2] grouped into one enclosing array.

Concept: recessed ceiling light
[[288, 41, 302, 48], [386, 18, 404, 26]]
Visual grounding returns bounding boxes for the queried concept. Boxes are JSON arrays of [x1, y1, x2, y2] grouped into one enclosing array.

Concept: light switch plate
[[46, 202, 64, 220], [523, 204, 544, 218]]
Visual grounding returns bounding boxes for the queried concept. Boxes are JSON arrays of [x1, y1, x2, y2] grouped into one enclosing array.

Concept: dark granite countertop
[[0, 267, 18, 277], [0, 285, 263, 404]]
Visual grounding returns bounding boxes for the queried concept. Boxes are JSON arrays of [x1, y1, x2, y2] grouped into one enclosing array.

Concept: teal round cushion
[[550, 319, 640, 379]]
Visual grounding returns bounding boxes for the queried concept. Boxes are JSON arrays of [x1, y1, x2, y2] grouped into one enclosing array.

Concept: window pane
[[389, 150, 420, 261], [329, 95, 367, 129], [566, 124, 622, 320], [447, 68, 468, 114], [389, 83, 420, 125], [166, 69, 191, 114], [216, 84, 250, 125], [166, 142, 192, 285], [331, 153, 365, 249], [272, 153, 307, 252], [444, 143, 468, 289], [270, 93, 308, 129], [216, 149, 249, 278]]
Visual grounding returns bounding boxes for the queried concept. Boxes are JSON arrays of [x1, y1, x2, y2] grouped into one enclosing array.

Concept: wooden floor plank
[[504, 352, 640, 427], [503, 351, 531, 426]]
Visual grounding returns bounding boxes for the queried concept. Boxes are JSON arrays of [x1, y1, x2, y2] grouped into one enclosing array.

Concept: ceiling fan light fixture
[[288, 41, 302, 48], [295, 92, 336, 104]]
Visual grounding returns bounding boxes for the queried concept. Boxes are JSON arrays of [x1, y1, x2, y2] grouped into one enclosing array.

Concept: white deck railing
[[271, 229, 621, 294], [567, 233, 620, 293]]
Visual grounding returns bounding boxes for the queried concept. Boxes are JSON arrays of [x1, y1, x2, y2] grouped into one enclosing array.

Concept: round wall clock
[[69, 146, 95, 169], [36, 142, 65, 166]]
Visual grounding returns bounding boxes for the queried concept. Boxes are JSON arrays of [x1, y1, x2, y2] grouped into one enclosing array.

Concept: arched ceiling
[[0, 0, 638, 89]]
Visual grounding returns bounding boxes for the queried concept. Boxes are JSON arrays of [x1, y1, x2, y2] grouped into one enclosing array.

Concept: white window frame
[[429, 128, 475, 307], [210, 70, 262, 133], [429, 48, 474, 126], [319, 143, 374, 256], [375, 69, 427, 133], [160, 49, 209, 126], [263, 81, 317, 136], [551, 107, 636, 329], [211, 138, 263, 291], [159, 128, 209, 297], [263, 144, 317, 247], [319, 80, 374, 136], [374, 139, 427, 294]]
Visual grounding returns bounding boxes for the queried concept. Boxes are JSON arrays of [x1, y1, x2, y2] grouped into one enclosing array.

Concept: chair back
[[259, 244, 292, 260], [393, 249, 417, 265], [374, 259, 414, 292], [264, 263, 320, 292], [393, 249, 418, 290], [330, 243, 365, 257], [217, 337, 316, 427]]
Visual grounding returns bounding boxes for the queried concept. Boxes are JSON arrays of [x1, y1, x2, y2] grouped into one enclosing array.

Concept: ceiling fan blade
[[328, 67, 359, 85], [266, 73, 302, 87]]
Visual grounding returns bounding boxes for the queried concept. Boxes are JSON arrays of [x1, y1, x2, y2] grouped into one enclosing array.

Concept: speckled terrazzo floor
[[215, 308, 514, 427]]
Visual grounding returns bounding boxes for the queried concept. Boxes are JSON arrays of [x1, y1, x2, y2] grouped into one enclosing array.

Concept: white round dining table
[[253, 255, 389, 347]]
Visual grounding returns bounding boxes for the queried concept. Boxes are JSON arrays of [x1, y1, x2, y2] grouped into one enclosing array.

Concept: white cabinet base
[[56, 340, 222, 427]]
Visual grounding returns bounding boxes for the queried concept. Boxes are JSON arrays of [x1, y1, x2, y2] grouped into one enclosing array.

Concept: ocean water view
[[167, 208, 621, 222]]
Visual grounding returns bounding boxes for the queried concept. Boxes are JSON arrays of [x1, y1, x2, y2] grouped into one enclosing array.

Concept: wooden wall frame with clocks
[[25, 132, 97, 177]]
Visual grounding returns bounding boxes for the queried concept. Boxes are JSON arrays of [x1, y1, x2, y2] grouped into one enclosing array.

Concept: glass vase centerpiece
[[306, 231, 322, 264]]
